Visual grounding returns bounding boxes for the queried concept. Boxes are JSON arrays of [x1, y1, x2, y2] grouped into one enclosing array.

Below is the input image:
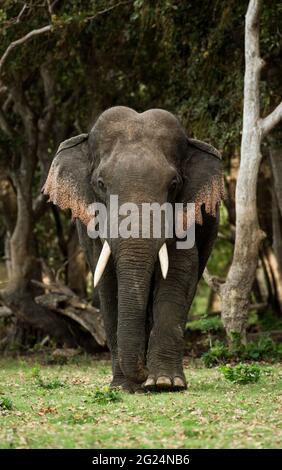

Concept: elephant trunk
[[116, 239, 156, 383], [92, 197, 170, 383]]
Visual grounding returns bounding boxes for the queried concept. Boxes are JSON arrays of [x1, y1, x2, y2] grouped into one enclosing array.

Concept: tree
[[216, 0, 282, 344]]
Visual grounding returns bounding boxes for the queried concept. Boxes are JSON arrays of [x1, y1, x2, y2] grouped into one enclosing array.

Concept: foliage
[[186, 316, 223, 333], [62, 412, 97, 425], [0, 396, 13, 410], [257, 311, 282, 332], [202, 337, 282, 367], [92, 386, 122, 405], [246, 337, 282, 360], [220, 364, 261, 385], [32, 366, 65, 390], [0, 357, 281, 448], [202, 340, 229, 367], [1, 0, 281, 162]]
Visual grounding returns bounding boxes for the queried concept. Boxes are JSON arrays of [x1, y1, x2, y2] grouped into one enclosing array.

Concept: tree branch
[[0, 25, 52, 75], [15, 4, 28, 24], [0, 108, 13, 137], [2, 3, 27, 28], [36, 62, 56, 213], [3, 93, 13, 112], [46, 0, 53, 16], [245, 0, 261, 31], [10, 84, 36, 146], [0, 1, 130, 77], [260, 101, 282, 137], [203, 268, 224, 295], [84, 1, 132, 21], [0, 84, 7, 95], [243, 0, 262, 124], [38, 62, 55, 137]]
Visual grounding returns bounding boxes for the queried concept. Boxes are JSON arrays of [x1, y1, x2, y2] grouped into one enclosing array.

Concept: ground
[[0, 355, 281, 449]]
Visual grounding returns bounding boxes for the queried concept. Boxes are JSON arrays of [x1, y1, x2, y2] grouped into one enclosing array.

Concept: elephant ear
[[42, 134, 95, 225], [182, 138, 225, 225]]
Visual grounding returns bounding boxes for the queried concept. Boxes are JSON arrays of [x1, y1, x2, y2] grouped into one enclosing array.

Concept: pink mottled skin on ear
[[176, 173, 225, 230], [42, 167, 92, 226]]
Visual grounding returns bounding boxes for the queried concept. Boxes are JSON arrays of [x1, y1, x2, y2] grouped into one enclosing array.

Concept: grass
[[0, 356, 281, 449]]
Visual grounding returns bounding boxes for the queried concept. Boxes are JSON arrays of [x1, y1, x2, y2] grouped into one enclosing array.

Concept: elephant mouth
[[93, 240, 169, 288]]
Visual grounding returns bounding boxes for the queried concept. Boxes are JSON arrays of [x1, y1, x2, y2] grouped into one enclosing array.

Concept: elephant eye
[[98, 178, 106, 192], [169, 177, 178, 191]]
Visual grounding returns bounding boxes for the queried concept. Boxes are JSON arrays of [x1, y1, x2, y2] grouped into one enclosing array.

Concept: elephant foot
[[110, 377, 144, 394], [143, 373, 187, 392]]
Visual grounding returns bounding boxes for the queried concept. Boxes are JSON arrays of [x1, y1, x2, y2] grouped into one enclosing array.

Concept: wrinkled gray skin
[[44, 106, 223, 392]]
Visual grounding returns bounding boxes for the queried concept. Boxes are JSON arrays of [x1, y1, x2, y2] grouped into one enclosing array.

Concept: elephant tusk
[[94, 240, 111, 288], [158, 243, 169, 279]]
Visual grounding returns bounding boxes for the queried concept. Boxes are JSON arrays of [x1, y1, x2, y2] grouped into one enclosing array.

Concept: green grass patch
[[0, 356, 281, 448], [221, 364, 261, 384]]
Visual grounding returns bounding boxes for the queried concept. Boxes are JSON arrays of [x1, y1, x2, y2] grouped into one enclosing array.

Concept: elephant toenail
[[144, 377, 155, 387], [156, 376, 172, 387], [173, 377, 186, 388]]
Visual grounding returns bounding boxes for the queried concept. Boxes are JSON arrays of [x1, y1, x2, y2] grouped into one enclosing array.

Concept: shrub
[[92, 387, 122, 405], [0, 397, 13, 410], [244, 337, 282, 360], [186, 316, 223, 333], [202, 340, 230, 367], [220, 363, 261, 384], [32, 366, 65, 390], [202, 336, 282, 367]]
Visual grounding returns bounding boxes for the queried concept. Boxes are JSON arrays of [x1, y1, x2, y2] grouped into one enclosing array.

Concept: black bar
[[0, 449, 280, 468]]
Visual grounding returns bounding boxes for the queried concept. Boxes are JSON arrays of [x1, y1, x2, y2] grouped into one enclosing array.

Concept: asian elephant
[[43, 106, 224, 392]]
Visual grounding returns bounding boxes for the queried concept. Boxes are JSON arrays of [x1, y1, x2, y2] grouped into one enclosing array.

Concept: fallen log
[[0, 278, 106, 353], [33, 282, 106, 347]]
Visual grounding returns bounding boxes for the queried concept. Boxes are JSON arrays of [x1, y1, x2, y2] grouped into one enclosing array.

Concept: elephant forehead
[[91, 106, 186, 151], [99, 143, 176, 184], [94, 106, 181, 127]]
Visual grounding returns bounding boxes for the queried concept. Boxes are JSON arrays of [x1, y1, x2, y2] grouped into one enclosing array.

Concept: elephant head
[[43, 106, 224, 382]]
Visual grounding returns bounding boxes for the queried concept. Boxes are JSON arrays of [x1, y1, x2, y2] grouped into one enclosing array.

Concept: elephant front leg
[[92, 241, 125, 390], [99, 261, 143, 393], [96, 259, 119, 384], [144, 244, 198, 392]]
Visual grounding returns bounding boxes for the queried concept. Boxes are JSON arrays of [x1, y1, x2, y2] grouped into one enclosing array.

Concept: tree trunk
[[254, 250, 274, 304], [207, 289, 221, 315], [221, 35, 264, 343], [220, 0, 282, 345], [270, 146, 282, 267], [272, 190, 282, 269], [261, 245, 282, 314], [67, 227, 88, 298], [0, 173, 17, 279]]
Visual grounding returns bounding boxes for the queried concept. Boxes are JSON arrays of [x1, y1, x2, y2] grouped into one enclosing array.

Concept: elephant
[[43, 106, 224, 392]]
